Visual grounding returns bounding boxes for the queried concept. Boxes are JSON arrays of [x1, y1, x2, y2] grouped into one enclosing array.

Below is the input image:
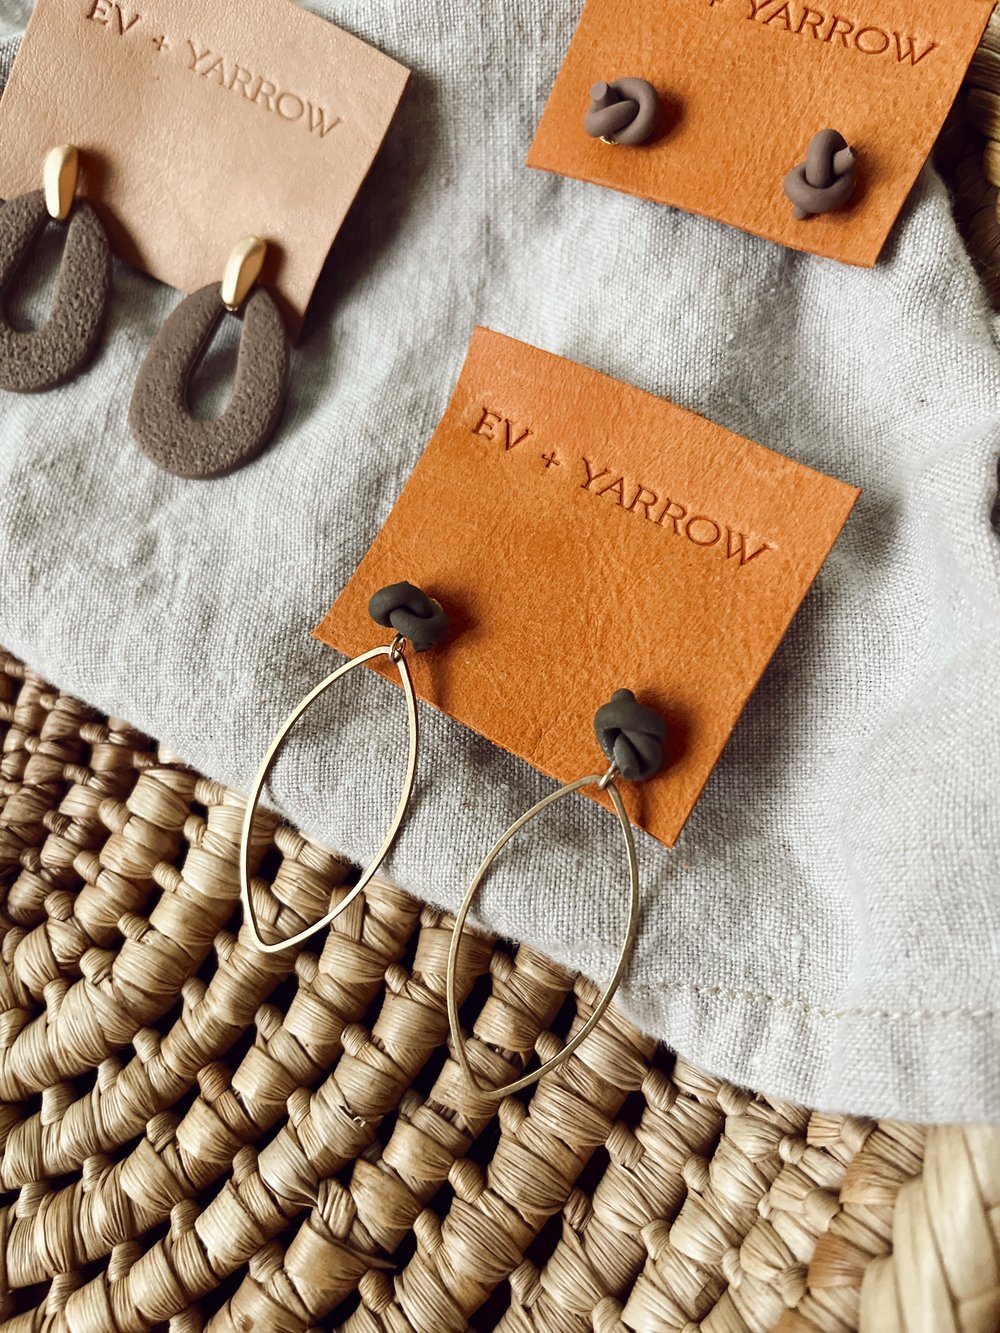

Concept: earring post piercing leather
[[239, 581, 449, 953], [43, 145, 78, 222], [446, 687, 666, 1100], [221, 236, 267, 312]]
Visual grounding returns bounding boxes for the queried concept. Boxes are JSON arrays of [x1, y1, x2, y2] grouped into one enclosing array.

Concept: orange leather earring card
[[0, 0, 409, 337], [315, 329, 860, 847], [528, 0, 992, 266]]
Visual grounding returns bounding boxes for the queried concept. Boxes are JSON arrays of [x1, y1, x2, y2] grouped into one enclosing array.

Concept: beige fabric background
[[0, 3, 998, 1123]]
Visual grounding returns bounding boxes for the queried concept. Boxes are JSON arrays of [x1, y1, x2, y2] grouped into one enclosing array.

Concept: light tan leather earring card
[[0, 0, 409, 336], [528, 0, 992, 266], [315, 328, 860, 847]]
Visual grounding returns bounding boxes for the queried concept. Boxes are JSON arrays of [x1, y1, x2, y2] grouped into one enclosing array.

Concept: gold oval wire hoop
[[239, 637, 417, 952], [446, 765, 640, 1098]]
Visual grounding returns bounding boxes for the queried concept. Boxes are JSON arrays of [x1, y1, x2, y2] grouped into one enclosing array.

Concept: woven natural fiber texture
[[953, 12, 1000, 307], [2, 651, 999, 1331], [2, 4, 1000, 1127]]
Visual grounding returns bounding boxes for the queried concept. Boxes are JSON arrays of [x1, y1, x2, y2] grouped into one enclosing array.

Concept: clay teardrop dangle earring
[[0, 145, 111, 393], [128, 235, 289, 479]]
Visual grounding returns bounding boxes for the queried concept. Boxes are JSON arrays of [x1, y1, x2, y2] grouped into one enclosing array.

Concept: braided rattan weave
[[953, 11, 1000, 305], [4, 20, 1000, 1328], [1, 651, 998, 1332]]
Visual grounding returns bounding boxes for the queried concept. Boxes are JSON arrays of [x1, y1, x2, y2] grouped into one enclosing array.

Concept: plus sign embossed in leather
[[528, 0, 993, 267], [315, 328, 861, 847], [0, 0, 409, 336]]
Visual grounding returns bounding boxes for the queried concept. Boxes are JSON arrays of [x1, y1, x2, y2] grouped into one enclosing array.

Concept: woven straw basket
[[4, 20, 1000, 1333]]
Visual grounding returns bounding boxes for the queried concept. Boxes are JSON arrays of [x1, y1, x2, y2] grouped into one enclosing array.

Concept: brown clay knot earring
[[447, 687, 667, 1099], [584, 78, 660, 146], [784, 129, 857, 219], [129, 235, 289, 479], [0, 145, 111, 393]]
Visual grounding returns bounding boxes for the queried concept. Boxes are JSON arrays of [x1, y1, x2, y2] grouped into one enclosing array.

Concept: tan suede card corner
[[314, 328, 860, 847], [0, 0, 409, 336], [528, 0, 992, 266]]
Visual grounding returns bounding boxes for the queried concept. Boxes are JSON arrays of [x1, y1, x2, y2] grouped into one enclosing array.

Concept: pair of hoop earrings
[[0, 146, 289, 478], [238, 580, 667, 1099], [584, 81, 857, 220]]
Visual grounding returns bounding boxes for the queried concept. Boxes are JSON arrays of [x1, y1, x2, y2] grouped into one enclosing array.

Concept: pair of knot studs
[[583, 80, 857, 219], [372, 583, 665, 779]]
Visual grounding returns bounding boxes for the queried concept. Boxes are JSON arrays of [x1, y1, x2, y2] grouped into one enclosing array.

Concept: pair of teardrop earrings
[[238, 581, 668, 1099], [0, 145, 288, 478]]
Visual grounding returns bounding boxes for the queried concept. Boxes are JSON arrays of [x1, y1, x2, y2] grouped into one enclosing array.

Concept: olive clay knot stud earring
[[368, 582, 450, 653], [584, 78, 660, 146], [594, 688, 666, 781], [784, 129, 857, 220]]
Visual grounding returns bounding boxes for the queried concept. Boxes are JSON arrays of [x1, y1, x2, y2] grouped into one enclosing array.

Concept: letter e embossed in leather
[[0, 0, 409, 335], [527, 0, 992, 266], [316, 329, 861, 847]]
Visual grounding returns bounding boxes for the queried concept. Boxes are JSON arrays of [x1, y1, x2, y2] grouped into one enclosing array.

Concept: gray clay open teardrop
[[0, 189, 110, 393], [129, 283, 289, 479]]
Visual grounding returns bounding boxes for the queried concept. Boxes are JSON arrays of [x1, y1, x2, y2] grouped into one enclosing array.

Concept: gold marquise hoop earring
[[0, 145, 111, 392], [239, 582, 449, 953], [129, 235, 289, 479], [446, 687, 666, 1098]]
